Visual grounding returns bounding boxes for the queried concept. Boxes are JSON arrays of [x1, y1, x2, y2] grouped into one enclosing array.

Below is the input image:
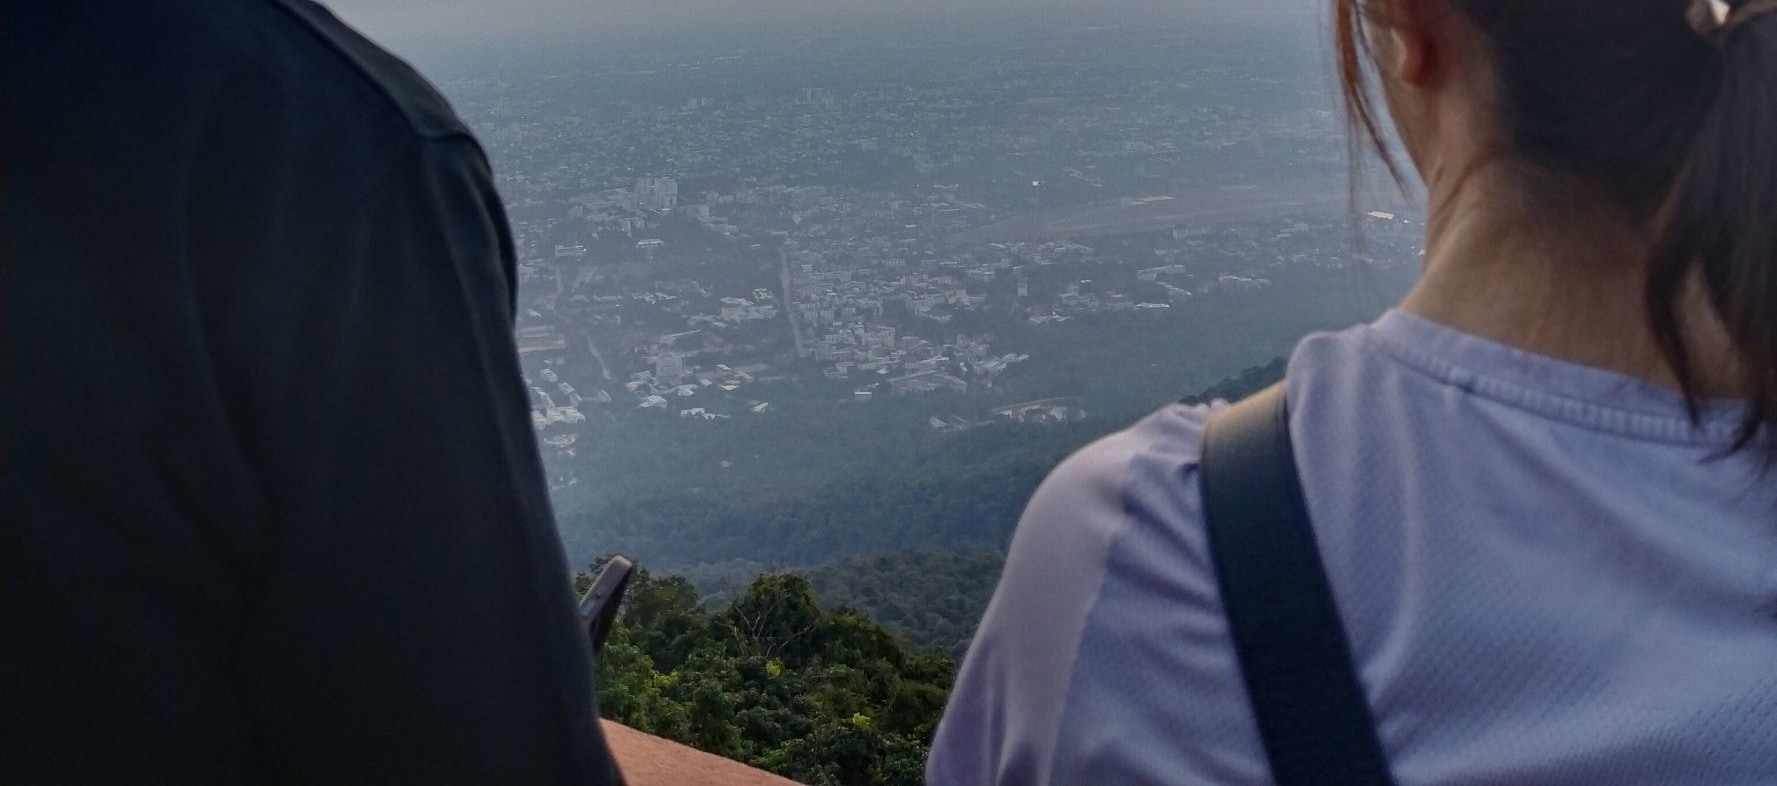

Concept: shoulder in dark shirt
[[2, 2, 619, 782], [256, 0, 477, 143]]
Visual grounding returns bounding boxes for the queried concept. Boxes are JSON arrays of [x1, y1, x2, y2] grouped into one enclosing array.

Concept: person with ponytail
[[928, 1, 1777, 783]]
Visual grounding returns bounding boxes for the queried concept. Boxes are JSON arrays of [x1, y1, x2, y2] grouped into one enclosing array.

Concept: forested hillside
[[588, 565, 949, 786], [805, 549, 1006, 659]]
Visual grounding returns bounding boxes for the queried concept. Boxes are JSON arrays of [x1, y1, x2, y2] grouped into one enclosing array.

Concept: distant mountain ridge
[[564, 358, 1287, 575], [797, 358, 1287, 659], [805, 548, 1006, 659]]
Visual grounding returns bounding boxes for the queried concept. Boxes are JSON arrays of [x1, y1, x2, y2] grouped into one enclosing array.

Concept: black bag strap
[[1199, 383, 1396, 786]]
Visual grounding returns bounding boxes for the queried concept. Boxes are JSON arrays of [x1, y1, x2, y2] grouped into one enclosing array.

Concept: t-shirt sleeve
[[234, 137, 622, 783], [927, 401, 1269, 785]]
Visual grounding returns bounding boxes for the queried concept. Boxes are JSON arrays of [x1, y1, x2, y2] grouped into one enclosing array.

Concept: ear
[[1388, 23, 1435, 86], [1368, 0, 1441, 88]]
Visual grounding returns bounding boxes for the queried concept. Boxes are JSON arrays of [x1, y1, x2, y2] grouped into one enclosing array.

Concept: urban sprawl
[[437, 18, 1420, 485]]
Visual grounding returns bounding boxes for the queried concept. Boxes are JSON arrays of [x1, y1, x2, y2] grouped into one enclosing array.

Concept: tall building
[[655, 352, 686, 381], [634, 177, 678, 212]]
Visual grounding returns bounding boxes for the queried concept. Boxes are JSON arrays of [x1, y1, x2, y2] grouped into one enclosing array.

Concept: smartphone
[[579, 555, 635, 653]]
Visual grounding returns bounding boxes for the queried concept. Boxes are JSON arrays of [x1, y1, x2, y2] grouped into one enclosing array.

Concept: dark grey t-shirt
[[2, 1, 621, 781]]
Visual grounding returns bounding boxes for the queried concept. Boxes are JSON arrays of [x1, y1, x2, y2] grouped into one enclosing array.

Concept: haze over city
[[325, 0, 1323, 58]]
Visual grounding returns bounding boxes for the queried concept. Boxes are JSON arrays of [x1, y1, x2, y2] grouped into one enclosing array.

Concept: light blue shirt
[[928, 310, 1777, 785]]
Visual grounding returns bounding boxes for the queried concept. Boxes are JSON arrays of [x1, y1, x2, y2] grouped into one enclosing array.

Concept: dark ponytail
[[1648, 6, 1777, 455], [1336, 0, 1777, 459]]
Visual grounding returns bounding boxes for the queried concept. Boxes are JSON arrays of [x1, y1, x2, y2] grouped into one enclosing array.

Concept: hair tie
[[1690, 0, 1777, 46]]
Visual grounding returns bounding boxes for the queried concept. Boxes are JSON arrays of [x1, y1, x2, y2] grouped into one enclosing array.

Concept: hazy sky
[[321, 0, 1319, 58]]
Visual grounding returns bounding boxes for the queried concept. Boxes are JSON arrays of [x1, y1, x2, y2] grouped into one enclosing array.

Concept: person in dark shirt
[[1, 1, 624, 782]]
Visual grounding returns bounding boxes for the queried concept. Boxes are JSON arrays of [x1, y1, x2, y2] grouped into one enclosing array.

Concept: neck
[[1400, 164, 1739, 396]]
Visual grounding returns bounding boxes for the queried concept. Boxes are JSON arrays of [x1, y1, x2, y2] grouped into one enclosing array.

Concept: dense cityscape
[[429, 15, 1419, 504]]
